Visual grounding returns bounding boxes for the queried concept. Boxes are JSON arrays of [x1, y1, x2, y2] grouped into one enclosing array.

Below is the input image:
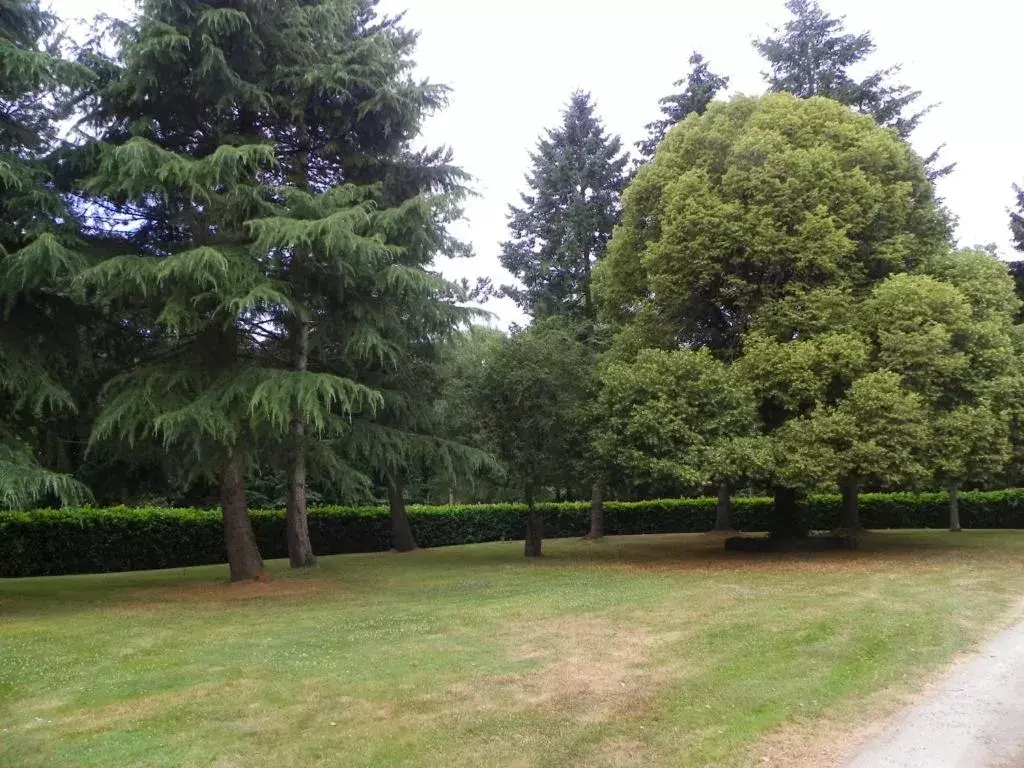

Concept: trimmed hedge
[[3, 490, 1024, 578]]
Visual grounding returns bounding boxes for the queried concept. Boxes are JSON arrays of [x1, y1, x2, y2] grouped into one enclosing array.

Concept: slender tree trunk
[[448, 487, 455, 506], [221, 453, 265, 582], [770, 485, 810, 539], [948, 483, 962, 532], [582, 244, 593, 318], [840, 476, 861, 532], [587, 481, 604, 539], [714, 482, 735, 532], [286, 317, 316, 569], [524, 486, 542, 557], [387, 475, 417, 552]]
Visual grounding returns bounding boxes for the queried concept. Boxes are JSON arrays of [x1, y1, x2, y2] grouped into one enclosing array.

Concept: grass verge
[[2, 531, 1023, 767]]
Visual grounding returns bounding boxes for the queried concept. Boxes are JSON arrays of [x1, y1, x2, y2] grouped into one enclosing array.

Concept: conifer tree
[[0, 0, 93, 508], [755, 0, 927, 139], [237, 0, 477, 564], [78, 0, 476, 573], [78, 1, 397, 580], [500, 91, 628, 321], [1011, 184, 1024, 254], [344, 341, 498, 552], [636, 52, 729, 159]]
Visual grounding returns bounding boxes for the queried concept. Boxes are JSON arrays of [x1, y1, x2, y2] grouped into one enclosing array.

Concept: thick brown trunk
[[948, 483, 962, 532], [286, 317, 315, 569], [587, 481, 604, 539], [387, 476, 417, 552], [524, 488, 542, 557], [770, 485, 810, 539], [714, 482, 734, 531], [285, 444, 315, 568], [220, 454, 265, 582], [841, 477, 861, 532]]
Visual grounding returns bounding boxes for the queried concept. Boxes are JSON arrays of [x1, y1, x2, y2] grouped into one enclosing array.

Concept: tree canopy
[[6, 0, 1024, 566], [468, 322, 593, 555], [594, 93, 950, 357]]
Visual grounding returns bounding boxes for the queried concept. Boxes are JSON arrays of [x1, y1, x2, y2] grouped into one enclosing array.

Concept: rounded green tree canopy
[[594, 93, 950, 354]]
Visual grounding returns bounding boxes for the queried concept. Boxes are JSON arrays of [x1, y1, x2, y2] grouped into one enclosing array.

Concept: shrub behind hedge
[[3, 490, 1024, 578]]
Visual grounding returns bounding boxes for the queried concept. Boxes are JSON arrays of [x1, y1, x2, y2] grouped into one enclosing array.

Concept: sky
[[51, 0, 1024, 326]]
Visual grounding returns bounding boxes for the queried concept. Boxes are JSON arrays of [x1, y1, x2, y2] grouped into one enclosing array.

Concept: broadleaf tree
[[470, 323, 592, 557], [594, 93, 950, 536], [863, 251, 1021, 529], [595, 348, 762, 532]]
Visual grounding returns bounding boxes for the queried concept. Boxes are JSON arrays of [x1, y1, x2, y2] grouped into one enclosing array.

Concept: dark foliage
[[6, 490, 1024, 577], [499, 92, 628, 320], [636, 52, 729, 159]]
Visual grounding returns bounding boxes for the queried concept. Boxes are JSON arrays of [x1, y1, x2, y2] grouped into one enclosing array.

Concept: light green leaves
[[595, 94, 947, 351], [596, 348, 759, 488]]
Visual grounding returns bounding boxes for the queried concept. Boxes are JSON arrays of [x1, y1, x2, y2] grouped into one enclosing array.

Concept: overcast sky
[[52, 0, 1024, 325]]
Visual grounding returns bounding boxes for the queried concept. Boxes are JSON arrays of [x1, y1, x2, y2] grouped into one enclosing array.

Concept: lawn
[[2, 531, 1024, 768]]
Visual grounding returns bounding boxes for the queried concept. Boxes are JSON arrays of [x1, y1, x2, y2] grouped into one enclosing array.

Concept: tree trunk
[[840, 476, 861, 532], [582, 244, 593, 318], [286, 317, 316, 569], [714, 482, 734, 531], [587, 481, 604, 539], [524, 488, 543, 557], [948, 483, 962, 532], [770, 485, 810, 539], [220, 453, 265, 582], [387, 475, 417, 552]]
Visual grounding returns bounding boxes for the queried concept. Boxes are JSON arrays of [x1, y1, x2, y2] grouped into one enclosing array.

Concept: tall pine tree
[[636, 52, 729, 159], [78, 0, 405, 580], [79, 0, 478, 574], [0, 0, 93, 508], [237, 1, 478, 564], [500, 91, 628, 321], [755, 0, 927, 139]]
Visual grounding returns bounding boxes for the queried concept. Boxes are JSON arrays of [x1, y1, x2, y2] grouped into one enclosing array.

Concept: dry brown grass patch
[[472, 616, 684, 724], [19, 679, 261, 735], [102, 576, 344, 616]]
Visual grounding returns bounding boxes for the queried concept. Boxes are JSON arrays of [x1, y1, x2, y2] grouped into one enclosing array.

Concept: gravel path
[[842, 615, 1024, 768]]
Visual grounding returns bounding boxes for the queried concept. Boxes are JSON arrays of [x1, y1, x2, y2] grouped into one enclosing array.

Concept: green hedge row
[[3, 490, 1024, 578]]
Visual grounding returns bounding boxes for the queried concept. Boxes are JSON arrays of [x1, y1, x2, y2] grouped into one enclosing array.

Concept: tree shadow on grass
[[3, 531, 1022, 619], [531, 530, 1024, 574]]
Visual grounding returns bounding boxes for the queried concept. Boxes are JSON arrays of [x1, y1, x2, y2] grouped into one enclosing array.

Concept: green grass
[[2, 531, 1024, 767]]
